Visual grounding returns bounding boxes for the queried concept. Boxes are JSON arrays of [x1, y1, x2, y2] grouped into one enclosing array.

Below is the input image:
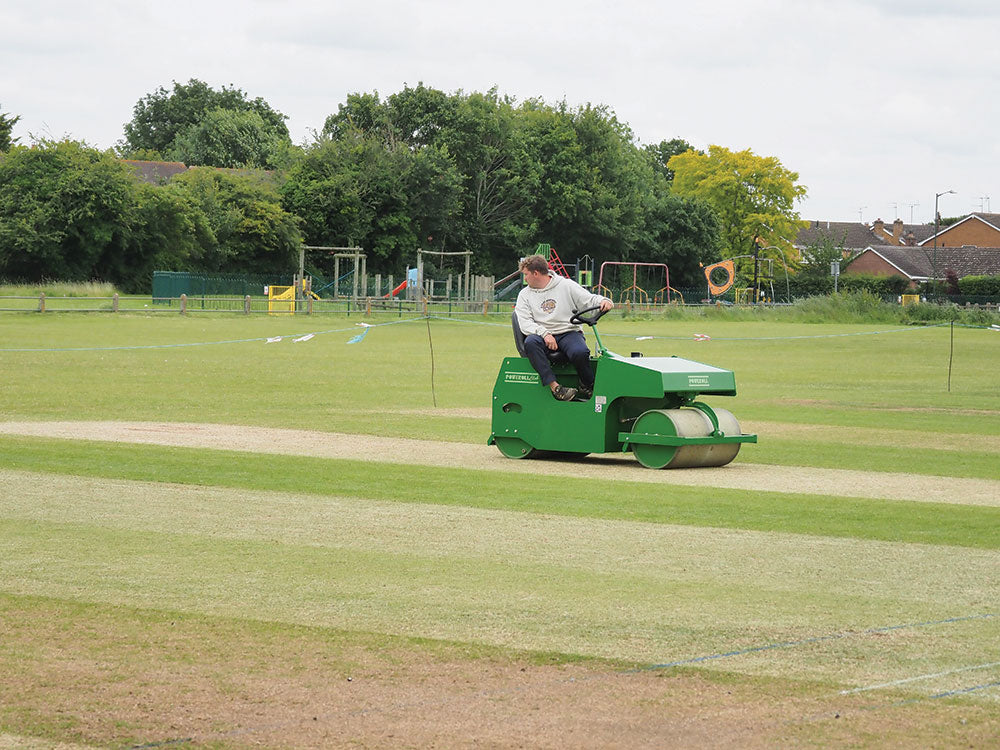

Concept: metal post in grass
[[948, 319, 954, 392], [932, 190, 956, 299]]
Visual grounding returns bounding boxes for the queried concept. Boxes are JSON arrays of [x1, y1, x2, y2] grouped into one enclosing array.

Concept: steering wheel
[[570, 305, 609, 327]]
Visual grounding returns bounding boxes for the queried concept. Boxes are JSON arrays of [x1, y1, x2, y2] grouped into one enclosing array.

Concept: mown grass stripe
[[1, 436, 998, 550], [741, 437, 1000, 480]]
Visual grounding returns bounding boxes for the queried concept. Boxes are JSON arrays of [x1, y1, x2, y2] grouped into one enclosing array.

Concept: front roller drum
[[493, 436, 537, 459], [630, 408, 743, 469]]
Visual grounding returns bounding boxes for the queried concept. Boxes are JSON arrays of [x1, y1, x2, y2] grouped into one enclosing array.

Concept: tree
[[281, 130, 464, 275], [787, 234, 843, 296], [169, 108, 292, 169], [322, 91, 395, 144], [121, 79, 290, 164], [168, 167, 300, 274], [669, 145, 807, 262], [0, 140, 135, 281], [643, 138, 697, 182], [520, 101, 651, 267], [637, 194, 722, 286], [0, 140, 215, 291], [110, 182, 213, 291], [0, 104, 20, 151], [315, 86, 537, 274]]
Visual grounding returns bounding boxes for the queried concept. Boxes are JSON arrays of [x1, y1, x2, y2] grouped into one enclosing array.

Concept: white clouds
[[1, 0, 997, 221]]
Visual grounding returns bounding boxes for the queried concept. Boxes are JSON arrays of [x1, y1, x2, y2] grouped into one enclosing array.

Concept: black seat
[[511, 312, 569, 363]]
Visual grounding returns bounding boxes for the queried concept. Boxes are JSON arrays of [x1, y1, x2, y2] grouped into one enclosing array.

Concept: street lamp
[[932, 190, 955, 295]]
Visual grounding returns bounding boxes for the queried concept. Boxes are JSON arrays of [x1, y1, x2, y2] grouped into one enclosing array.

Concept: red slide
[[383, 279, 408, 298]]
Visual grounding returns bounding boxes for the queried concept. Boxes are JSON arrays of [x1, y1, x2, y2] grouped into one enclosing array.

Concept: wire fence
[[2, 291, 998, 316]]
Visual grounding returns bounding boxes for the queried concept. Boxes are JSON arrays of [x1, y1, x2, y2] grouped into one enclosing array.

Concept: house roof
[[859, 245, 1000, 279], [795, 221, 880, 250], [892, 222, 936, 244], [121, 160, 276, 186], [122, 160, 189, 184], [918, 212, 1000, 246]]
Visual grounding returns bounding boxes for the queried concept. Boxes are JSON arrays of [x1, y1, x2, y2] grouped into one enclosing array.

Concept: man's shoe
[[577, 384, 593, 400], [551, 384, 578, 401]]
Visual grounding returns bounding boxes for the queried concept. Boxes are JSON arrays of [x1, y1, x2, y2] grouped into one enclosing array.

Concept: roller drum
[[630, 407, 743, 469]]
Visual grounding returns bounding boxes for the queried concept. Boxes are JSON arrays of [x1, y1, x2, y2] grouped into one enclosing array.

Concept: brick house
[[795, 218, 935, 256], [919, 213, 1000, 249], [846, 245, 1000, 286]]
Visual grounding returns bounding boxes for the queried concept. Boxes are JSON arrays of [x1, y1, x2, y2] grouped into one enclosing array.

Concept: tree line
[[0, 83, 807, 293]]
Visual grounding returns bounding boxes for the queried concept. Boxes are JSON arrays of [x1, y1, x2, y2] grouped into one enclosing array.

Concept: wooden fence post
[[244, 295, 251, 315], [113, 293, 119, 312], [38, 292, 45, 312], [180, 294, 187, 315]]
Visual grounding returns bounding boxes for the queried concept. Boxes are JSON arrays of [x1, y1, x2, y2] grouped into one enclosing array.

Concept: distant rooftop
[[121, 160, 189, 185]]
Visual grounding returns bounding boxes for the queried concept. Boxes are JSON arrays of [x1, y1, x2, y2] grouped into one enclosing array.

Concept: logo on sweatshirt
[[540, 298, 556, 312]]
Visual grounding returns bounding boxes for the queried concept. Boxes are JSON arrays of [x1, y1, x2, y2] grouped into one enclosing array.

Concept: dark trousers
[[523, 330, 595, 388]]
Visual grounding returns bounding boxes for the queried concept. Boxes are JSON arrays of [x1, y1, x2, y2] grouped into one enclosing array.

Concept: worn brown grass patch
[[3, 596, 997, 749]]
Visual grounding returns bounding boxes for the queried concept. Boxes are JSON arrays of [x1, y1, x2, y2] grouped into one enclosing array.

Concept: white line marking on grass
[[841, 660, 1000, 695], [639, 613, 999, 672]]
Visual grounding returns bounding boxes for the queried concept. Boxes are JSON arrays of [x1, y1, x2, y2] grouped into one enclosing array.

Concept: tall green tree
[[316, 86, 536, 274], [121, 79, 290, 165], [168, 167, 301, 274], [518, 101, 719, 284], [0, 141, 135, 281], [281, 131, 463, 275], [668, 145, 807, 261], [643, 138, 697, 182], [0, 140, 211, 290], [314, 87, 728, 281], [0, 104, 20, 151], [169, 107, 293, 169], [637, 194, 722, 286]]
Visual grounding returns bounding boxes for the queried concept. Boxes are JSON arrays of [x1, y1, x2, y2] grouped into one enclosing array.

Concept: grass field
[[1, 311, 998, 748]]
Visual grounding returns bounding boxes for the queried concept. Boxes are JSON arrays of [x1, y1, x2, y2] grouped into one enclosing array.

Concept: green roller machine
[[488, 306, 757, 469]]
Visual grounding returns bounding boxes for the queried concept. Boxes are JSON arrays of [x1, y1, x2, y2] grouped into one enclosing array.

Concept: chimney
[[893, 218, 903, 244], [904, 231, 917, 246], [873, 218, 884, 238]]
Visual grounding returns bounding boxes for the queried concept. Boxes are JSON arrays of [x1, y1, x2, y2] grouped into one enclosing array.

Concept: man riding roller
[[515, 254, 614, 401]]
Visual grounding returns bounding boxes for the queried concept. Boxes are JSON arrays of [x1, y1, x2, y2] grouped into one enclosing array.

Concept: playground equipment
[[596, 262, 671, 307], [703, 249, 790, 304], [488, 307, 756, 469], [703, 260, 736, 296], [267, 285, 296, 314], [492, 244, 591, 302], [384, 279, 408, 298]]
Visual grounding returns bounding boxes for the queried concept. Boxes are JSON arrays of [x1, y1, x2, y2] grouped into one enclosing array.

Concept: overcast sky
[[2, 0, 998, 225]]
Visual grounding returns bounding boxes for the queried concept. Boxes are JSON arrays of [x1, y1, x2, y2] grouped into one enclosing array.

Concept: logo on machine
[[505, 371, 540, 384], [687, 375, 710, 387]]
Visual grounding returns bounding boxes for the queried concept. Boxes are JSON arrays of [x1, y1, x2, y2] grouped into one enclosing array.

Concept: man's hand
[[600, 299, 614, 312], [543, 333, 558, 350]]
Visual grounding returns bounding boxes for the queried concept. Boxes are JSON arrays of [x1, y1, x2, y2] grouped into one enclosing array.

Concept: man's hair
[[519, 255, 550, 274]]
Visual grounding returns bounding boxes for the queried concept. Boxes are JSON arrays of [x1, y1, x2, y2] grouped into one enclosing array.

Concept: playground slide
[[383, 279, 408, 298], [495, 278, 522, 300]]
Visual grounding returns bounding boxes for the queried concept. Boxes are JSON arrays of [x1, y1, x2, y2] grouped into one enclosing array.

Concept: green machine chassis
[[487, 314, 756, 469]]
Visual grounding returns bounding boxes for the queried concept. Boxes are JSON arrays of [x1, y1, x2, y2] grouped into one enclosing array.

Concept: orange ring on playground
[[704, 260, 735, 296]]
